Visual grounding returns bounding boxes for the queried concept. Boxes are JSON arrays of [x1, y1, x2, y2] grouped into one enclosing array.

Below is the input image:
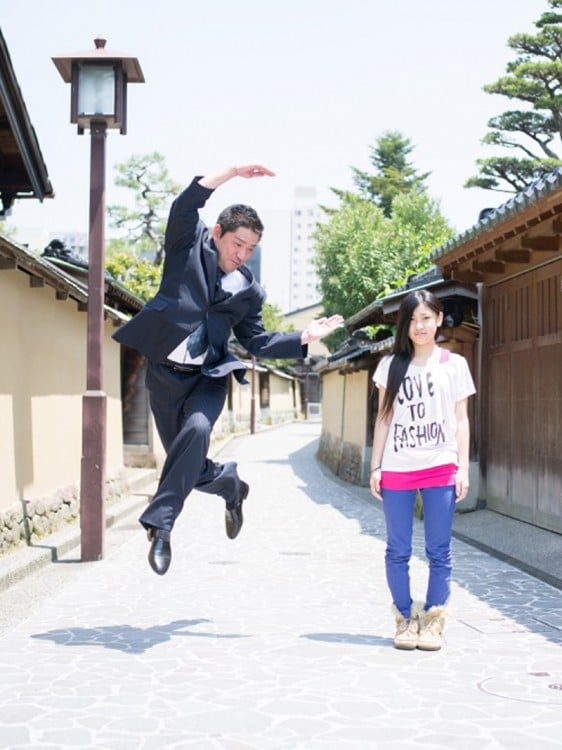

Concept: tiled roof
[[430, 166, 562, 262], [0, 233, 140, 321]]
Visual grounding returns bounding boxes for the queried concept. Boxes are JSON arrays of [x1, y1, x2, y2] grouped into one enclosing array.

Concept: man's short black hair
[[216, 204, 264, 239]]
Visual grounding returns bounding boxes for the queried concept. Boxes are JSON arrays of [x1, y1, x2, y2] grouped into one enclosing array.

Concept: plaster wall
[[0, 269, 123, 510]]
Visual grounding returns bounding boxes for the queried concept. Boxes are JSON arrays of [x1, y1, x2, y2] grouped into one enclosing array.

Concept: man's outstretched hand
[[301, 315, 345, 345], [236, 164, 276, 179], [199, 165, 275, 190]]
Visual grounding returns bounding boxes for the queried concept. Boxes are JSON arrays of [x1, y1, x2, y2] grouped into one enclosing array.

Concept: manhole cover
[[478, 672, 562, 705]]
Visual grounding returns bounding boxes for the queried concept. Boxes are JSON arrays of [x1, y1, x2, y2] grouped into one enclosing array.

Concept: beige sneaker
[[392, 604, 422, 650], [417, 606, 446, 651]]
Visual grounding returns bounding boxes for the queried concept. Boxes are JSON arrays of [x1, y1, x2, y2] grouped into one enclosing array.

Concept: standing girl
[[370, 289, 475, 651]]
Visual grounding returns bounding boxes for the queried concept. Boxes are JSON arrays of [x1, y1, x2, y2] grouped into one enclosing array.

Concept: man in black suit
[[113, 164, 343, 574]]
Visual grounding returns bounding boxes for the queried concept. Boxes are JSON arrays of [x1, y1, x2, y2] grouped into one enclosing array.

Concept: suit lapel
[[201, 237, 219, 302]]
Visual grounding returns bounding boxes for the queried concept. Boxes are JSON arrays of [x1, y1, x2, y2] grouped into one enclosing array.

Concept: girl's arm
[[454, 398, 470, 502], [370, 385, 392, 501]]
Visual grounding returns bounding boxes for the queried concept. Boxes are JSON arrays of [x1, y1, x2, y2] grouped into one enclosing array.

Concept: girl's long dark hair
[[379, 289, 443, 420]]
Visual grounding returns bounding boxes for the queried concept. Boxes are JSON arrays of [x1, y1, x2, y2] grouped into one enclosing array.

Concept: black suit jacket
[[112, 177, 305, 381]]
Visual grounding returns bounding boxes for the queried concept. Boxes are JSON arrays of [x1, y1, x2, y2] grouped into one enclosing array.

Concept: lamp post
[[52, 39, 144, 561]]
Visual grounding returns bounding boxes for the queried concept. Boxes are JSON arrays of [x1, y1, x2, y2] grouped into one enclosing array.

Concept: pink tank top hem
[[381, 463, 457, 490]]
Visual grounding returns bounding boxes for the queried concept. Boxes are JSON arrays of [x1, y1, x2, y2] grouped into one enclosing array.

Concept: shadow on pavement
[[22, 543, 82, 564], [30, 618, 250, 654], [301, 632, 391, 647]]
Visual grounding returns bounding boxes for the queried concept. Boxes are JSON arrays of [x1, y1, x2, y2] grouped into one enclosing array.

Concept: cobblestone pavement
[[0, 422, 561, 750]]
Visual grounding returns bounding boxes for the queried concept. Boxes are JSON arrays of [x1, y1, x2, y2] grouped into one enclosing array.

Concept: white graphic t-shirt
[[373, 350, 476, 472]]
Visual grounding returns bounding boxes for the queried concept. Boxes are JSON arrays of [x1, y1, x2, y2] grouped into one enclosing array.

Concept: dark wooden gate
[[484, 258, 562, 533], [121, 347, 150, 446]]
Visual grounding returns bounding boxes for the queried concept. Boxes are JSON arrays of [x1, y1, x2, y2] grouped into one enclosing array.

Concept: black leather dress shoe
[[147, 527, 171, 575], [225, 481, 249, 540]]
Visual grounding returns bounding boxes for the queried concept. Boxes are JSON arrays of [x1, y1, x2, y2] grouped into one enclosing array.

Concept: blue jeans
[[381, 486, 456, 618]]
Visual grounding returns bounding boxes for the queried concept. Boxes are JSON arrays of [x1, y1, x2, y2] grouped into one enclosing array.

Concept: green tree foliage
[[314, 193, 386, 322], [258, 301, 296, 367], [314, 191, 452, 349], [378, 191, 453, 293], [105, 239, 162, 302], [108, 152, 181, 264], [0, 222, 17, 242], [314, 134, 453, 349], [261, 301, 294, 332], [349, 131, 430, 216], [466, 0, 562, 192]]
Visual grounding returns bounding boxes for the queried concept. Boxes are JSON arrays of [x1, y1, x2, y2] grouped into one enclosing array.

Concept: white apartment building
[[261, 186, 322, 313], [289, 187, 321, 311]]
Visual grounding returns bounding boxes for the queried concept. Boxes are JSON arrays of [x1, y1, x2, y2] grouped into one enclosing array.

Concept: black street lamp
[[52, 39, 144, 561]]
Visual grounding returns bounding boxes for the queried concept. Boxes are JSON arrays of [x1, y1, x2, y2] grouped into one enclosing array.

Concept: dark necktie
[[187, 266, 225, 358], [187, 323, 208, 358], [214, 267, 229, 302]]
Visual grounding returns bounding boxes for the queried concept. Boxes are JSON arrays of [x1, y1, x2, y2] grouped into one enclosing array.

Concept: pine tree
[[107, 152, 181, 265], [466, 0, 562, 193], [347, 131, 430, 217]]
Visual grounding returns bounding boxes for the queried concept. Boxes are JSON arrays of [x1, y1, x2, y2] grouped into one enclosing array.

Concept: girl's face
[[408, 303, 443, 345]]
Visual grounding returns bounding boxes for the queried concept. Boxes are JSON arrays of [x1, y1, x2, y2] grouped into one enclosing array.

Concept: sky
[[1, 0, 550, 246]]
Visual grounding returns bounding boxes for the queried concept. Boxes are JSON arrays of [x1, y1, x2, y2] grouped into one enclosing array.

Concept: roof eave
[[0, 30, 54, 203]]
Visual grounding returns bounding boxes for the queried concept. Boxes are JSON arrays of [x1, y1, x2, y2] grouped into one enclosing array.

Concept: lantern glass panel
[[77, 65, 115, 116]]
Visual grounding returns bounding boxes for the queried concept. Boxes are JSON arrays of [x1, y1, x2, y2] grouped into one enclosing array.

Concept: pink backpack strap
[[439, 348, 450, 363]]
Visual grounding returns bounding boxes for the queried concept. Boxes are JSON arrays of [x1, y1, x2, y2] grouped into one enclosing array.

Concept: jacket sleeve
[[233, 306, 307, 360], [164, 177, 214, 257]]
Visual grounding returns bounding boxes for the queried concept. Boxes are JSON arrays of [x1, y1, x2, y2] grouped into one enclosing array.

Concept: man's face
[[212, 224, 260, 274]]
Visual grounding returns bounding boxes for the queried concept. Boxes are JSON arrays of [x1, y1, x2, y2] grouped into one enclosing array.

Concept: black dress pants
[[139, 362, 242, 532]]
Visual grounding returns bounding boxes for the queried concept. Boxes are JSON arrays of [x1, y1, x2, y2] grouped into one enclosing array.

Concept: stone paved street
[[0, 422, 561, 750]]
